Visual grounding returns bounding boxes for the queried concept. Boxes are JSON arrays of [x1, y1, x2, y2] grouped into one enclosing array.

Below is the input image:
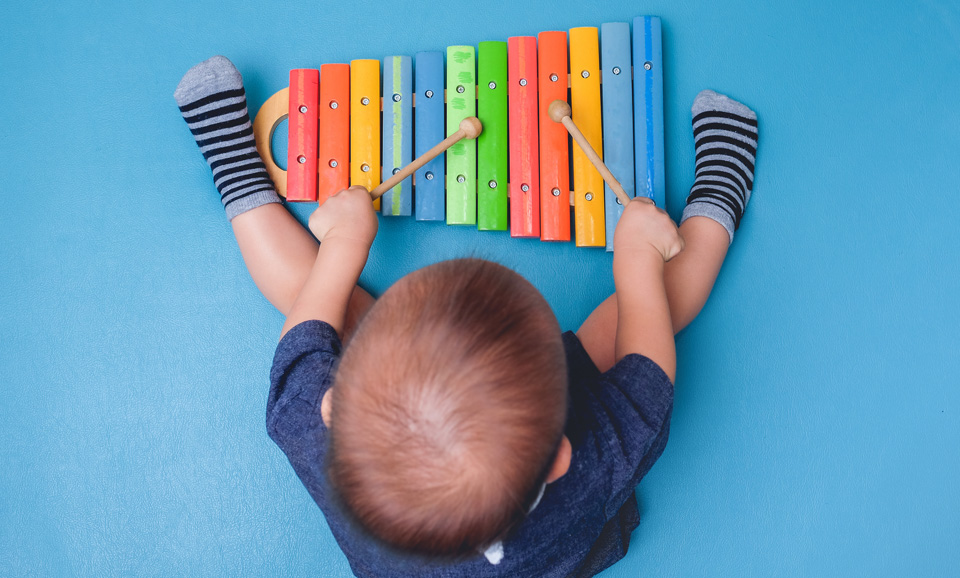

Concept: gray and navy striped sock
[[174, 56, 280, 221], [680, 90, 758, 243]]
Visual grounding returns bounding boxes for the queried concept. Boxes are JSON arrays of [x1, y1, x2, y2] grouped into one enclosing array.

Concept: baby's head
[[327, 258, 568, 557]]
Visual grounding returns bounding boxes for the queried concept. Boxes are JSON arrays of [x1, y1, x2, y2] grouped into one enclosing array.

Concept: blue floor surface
[[2, 0, 958, 576]]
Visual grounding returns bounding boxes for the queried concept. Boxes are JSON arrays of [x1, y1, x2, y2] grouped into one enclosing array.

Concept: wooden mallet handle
[[548, 100, 634, 207], [370, 117, 483, 200]]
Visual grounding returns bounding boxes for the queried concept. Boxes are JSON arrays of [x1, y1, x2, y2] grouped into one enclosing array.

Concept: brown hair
[[328, 258, 568, 557]]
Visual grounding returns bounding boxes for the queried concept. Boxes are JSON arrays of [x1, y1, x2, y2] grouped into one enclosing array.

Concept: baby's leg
[[578, 90, 757, 373], [176, 56, 373, 330]]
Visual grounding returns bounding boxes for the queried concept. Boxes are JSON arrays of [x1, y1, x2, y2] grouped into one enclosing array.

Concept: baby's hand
[[613, 197, 684, 261], [308, 186, 379, 248]]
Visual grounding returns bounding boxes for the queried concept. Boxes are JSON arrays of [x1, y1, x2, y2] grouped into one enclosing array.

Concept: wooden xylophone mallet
[[547, 100, 631, 207], [370, 117, 482, 199]]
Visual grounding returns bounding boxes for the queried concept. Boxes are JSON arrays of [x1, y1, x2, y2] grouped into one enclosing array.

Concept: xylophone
[[252, 16, 664, 250]]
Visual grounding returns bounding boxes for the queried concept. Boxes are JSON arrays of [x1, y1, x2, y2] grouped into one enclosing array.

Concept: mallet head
[[459, 117, 483, 139], [548, 100, 572, 123]]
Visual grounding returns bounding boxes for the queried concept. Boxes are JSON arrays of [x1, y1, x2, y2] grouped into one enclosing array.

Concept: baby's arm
[[577, 216, 729, 373], [280, 186, 378, 339], [611, 199, 685, 381]]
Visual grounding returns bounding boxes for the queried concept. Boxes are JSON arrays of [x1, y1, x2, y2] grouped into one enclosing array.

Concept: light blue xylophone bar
[[633, 16, 665, 209], [381, 55, 413, 216], [414, 51, 445, 221], [600, 22, 636, 252]]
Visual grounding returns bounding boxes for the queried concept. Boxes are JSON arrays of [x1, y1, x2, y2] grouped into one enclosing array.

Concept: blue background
[[2, 0, 958, 576]]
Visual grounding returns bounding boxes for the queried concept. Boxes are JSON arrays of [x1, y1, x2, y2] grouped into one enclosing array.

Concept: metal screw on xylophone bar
[[547, 100, 640, 207], [369, 117, 483, 200]]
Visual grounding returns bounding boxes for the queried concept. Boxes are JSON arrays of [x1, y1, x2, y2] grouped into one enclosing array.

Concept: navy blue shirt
[[268, 320, 673, 577]]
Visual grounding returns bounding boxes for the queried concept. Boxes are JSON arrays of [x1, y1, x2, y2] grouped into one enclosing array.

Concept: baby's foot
[[175, 56, 279, 220], [680, 90, 758, 243]]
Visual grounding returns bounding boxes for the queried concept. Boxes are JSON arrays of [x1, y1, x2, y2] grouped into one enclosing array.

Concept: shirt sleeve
[[587, 353, 674, 513], [266, 320, 342, 462]]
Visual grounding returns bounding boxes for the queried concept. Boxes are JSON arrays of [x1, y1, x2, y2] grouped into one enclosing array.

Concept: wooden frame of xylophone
[[252, 16, 664, 250]]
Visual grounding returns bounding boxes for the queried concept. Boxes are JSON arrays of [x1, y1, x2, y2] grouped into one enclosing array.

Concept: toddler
[[175, 56, 758, 577]]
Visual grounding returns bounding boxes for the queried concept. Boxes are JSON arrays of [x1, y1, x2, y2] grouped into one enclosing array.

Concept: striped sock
[[680, 90, 758, 243], [174, 56, 280, 221]]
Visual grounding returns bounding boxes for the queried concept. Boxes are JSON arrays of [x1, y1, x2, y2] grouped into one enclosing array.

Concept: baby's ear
[[546, 436, 572, 483], [321, 389, 334, 428]]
